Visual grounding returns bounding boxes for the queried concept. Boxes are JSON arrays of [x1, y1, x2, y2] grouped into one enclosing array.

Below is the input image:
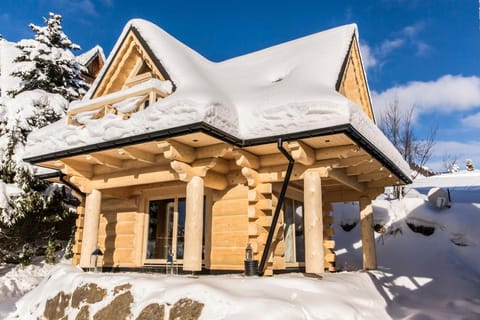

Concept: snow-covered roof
[[76, 45, 105, 66], [411, 170, 480, 188], [24, 19, 411, 181]]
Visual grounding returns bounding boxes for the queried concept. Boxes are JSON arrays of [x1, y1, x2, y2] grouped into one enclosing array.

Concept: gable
[[92, 28, 171, 98], [336, 35, 375, 122]]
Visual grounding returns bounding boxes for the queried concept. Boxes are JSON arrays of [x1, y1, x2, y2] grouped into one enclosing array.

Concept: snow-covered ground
[[1, 172, 479, 319]]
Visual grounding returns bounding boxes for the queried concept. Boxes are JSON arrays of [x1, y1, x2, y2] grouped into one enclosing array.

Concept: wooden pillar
[[79, 189, 102, 268], [360, 195, 377, 270], [183, 176, 204, 272], [303, 171, 324, 273]]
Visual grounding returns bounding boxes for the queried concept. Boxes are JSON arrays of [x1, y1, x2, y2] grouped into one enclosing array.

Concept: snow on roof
[[75, 45, 105, 66], [411, 170, 480, 188], [24, 19, 411, 179], [0, 39, 22, 97]]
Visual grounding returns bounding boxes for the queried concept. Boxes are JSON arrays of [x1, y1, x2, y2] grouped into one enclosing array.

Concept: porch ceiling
[[35, 130, 401, 199]]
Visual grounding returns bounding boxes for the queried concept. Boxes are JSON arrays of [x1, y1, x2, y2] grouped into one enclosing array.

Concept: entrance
[[146, 198, 186, 261]]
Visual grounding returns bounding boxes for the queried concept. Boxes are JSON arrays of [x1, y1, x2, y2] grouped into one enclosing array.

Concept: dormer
[[66, 27, 174, 126]]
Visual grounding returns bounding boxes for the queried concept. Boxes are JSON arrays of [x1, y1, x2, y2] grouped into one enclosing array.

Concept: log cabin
[[24, 19, 411, 276]]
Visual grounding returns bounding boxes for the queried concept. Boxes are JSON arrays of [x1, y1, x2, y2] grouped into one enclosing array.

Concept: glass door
[[146, 198, 186, 261]]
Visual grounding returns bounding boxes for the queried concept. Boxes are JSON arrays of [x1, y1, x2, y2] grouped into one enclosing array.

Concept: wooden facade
[[27, 22, 410, 275]]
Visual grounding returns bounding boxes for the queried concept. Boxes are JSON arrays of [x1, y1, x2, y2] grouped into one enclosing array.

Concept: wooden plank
[[212, 199, 248, 216]]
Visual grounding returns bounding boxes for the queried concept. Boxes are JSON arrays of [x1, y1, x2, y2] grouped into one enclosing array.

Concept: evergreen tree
[[0, 13, 85, 264], [8, 12, 89, 101]]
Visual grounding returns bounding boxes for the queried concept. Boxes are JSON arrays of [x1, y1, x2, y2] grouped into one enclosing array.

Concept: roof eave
[[23, 122, 412, 185]]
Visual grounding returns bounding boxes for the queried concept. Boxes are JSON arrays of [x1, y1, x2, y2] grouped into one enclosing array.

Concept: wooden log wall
[[210, 185, 249, 270], [72, 197, 85, 265], [323, 202, 336, 272], [97, 197, 139, 267], [248, 183, 284, 276]]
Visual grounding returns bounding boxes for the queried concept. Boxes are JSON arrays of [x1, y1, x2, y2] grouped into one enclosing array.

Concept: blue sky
[[1, 0, 479, 171]]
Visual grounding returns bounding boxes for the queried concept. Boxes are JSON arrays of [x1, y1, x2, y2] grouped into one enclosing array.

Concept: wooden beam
[[327, 168, 366, 192], [208, 158, 230, 174], [368, 178, 401, 188], [158, 140, 196, 163], [315, 145, 359, 160], [59, 159, 93, 178], [204, 171, 228, 191], [323, 187, 384, 203], [259, 154, 288, 167], [346, 161, 383, 176], [360, 196, 377, 270], [89, 164, 177, 190], [337, 155, 372, 167], [304, 171, 324, 273], [234, 149, 260, 169], [183, 176, 204, 272], [79, 189, 102, 268], [358, 171, 392, 183], [170, 159, 227, 190], [196, 143, 232, 159], [86, 153, 123, 169], [241, 167, 260, 187], [118, 147, 155, 164], [287, 141, 315, 165]]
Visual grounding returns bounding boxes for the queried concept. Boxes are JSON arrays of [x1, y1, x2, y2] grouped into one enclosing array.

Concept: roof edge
[[24, 122, 411, 185]]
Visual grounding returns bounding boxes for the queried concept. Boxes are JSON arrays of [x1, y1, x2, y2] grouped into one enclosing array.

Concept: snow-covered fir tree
[[8, 12, 89, 101], [0, 13, 87, 264]]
